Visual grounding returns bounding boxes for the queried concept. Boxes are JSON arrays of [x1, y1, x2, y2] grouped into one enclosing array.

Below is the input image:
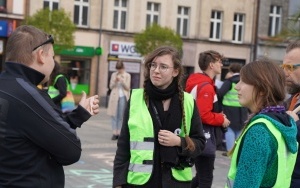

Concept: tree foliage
[[272, 9, 300, 42], [23, 8, 76, 50], [134, 23, 183, 56]]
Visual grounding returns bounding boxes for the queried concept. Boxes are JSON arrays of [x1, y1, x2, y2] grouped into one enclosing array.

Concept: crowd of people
[[112, 41, 300, 187], [0, 24, 300, 188]]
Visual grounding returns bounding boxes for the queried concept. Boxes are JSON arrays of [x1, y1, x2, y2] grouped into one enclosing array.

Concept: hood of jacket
[[251, 113, 298, 154], [185, 73, 214, 93]]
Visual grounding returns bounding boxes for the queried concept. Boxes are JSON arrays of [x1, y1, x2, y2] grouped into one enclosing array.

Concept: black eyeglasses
[[32, 35, 54, 52]]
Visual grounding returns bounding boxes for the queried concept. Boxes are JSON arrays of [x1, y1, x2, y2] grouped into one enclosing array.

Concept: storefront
[[107, 41, 142, 88], [55, 45, 96, 102], [104, 41, 142, 106]]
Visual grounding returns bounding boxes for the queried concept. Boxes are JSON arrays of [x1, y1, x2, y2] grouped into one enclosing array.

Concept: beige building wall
[[27, 0, 257, 106]]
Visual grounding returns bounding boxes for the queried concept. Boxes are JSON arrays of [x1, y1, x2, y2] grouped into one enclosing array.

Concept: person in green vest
[[48, 61, 76, 113], [113, 46, 206, 188], [226, 58, 298, 188], [218, 63, 248, 156]]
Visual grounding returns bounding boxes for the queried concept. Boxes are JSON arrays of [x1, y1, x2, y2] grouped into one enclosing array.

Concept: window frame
[[176, 6, 190, 37], [146, 2, 160, 27], [268, 5, 282, 37], [113, 0, 128, 31], [43, 0, 59, 11], [209, 10, 223, 41], [232, 13, 245, 43], [74, 0, 89, 27]]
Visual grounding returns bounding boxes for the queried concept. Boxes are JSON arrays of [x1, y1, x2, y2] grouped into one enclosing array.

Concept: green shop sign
[[71, 84, 90, 95], [54, 45, 95, 57]]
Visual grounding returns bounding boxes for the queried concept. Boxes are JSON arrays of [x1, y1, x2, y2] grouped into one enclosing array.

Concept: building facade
[[0, 0, 293, 106]]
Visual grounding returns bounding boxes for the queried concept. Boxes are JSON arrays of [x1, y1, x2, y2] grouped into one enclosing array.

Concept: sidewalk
[[84, 107, 230, 187]]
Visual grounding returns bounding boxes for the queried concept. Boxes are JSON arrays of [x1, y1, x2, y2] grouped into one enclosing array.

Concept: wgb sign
[[110, 41, 140, 57]]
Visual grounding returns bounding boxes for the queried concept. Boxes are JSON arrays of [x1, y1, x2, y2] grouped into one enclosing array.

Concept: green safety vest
[[48, 74, 71, 98], [127, 89, 194, 185], [222, 83, 241, 107], [226, 118, 297, 188]]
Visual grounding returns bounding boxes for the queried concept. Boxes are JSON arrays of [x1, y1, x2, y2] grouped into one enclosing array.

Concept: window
[[232, 13, 244, 43], [268, 5, 282, 36], [113, 0, 128, 30], [0, 0, 6, 13], [176, 6, 189, 37], [210, 11, 222, 41], [74, 0, 89, 27], [146, 2, 160, 27], [43, 0, 59, 10]]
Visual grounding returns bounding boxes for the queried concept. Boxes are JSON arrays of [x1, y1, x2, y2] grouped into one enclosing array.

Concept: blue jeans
[[225, 127, 242, 151], [111, 96, 126, 132]]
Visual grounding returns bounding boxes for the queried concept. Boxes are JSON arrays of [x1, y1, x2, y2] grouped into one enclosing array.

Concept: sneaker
[[111, 135, 118, 140]]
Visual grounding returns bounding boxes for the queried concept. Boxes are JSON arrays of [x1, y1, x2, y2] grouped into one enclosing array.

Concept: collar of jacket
[[3, 62, 45, 86]]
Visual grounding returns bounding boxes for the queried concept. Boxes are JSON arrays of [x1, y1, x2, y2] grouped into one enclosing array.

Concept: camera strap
[[150, 100, 163, 128]]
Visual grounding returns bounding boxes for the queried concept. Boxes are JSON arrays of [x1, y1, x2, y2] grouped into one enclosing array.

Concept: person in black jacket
[[282, 39, 300, 188], [48, 61, 68, 107], [113, 46, 206, 188], [218, 63, 248, 155], [0, 25, 100, 187], [48, 60, 76, 113]]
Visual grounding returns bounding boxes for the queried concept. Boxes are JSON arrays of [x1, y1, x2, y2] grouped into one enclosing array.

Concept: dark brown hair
[[6, 25, 52, 65], [240, 57, 286, 113], [286, 39, 300, 53], [48, 60, 62, 86], [198, 50, 223, 71], [229, 63, 242, 73], [229, 57, 286, 156], [115, 61, 124, 69], [143, 46, 195, 151]]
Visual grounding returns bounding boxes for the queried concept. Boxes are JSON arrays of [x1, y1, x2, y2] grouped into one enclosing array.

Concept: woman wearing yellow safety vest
[[113, 46, 206, 188], [226, 58, 298, 188]]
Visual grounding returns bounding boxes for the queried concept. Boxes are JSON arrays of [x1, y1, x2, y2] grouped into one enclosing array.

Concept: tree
[[134, 23, 183, 56], [272, 9, 300, 42], [23, 8, 76, 51]]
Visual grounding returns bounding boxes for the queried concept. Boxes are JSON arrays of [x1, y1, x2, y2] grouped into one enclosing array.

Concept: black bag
[[201, 125, 217, 156]]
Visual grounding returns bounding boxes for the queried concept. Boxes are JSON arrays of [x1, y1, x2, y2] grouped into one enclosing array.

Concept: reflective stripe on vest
[[127, 89, 194, 185], [225, 118, 297, 188], [222, 83, 241, 107]]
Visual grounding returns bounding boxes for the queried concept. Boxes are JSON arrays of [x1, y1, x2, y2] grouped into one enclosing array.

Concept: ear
[[209, 62, 214, 69], [172, 69, 179, 77], [36, 49, 45, 65]]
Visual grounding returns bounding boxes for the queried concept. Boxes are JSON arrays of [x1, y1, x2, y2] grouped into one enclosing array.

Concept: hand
[[222, 117, 230, 128], [286, 111, 299, 121], [79, 91, 100, 115], [158, 130, 181, 147]]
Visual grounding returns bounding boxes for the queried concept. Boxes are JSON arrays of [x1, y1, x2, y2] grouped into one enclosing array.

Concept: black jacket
[[113, 91, 206, 188], [0, 62, 91, 188], [51, 75, 68, 108]]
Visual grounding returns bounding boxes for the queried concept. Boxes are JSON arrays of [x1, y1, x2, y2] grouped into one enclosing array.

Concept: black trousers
[[191, 155, 215, 188]]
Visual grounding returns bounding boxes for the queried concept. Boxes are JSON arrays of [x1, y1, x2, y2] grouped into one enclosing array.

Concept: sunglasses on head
[[280, 63, 300, 72], [32, 35, 54, 52]]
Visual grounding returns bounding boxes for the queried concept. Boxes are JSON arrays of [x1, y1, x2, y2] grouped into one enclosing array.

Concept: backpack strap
[[190, 82, 210, 100]]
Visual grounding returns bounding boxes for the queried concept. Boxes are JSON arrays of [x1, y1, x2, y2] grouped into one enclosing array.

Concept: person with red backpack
[[185, 50, 230, 188]]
